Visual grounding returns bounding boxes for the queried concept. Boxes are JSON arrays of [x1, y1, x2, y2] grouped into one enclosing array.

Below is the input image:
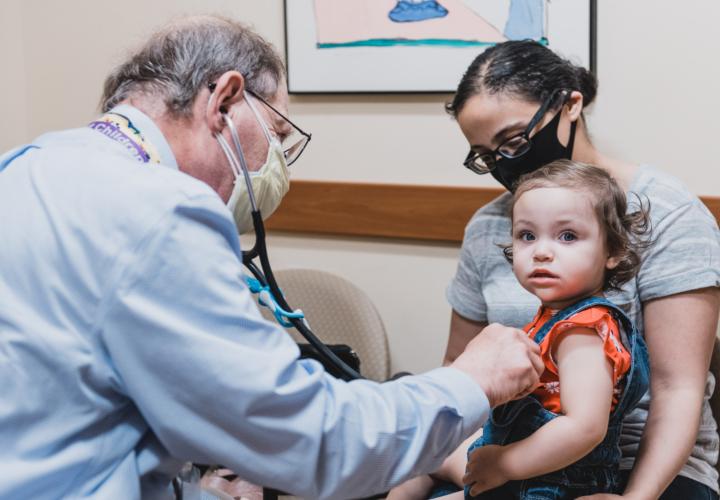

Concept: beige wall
[[0, 1, 28, 148], [2, 1, 718, 373]]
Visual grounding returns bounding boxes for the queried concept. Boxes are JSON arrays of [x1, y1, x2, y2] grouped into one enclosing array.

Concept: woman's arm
[[443, 310, 487, 365], [464, 327, 614, 496], [619, 288, 720, 499]]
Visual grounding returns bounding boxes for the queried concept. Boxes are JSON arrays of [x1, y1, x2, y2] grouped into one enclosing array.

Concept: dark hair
[[502, 160, 652, 293], [446, 40, 597, 117], [101, 15, 285, 117]]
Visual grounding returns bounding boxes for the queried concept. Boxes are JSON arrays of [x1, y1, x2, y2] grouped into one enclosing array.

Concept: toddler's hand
[[463, 444, 510, 496]]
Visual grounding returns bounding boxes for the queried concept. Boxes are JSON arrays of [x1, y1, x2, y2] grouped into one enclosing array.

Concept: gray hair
[[100, 15, 285, 117]]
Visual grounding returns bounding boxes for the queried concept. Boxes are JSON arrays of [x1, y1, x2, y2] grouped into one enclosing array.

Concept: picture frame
[[284, 0, 597, 94]]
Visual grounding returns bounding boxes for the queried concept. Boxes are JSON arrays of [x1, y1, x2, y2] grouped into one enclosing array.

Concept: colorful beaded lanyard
[[88, 112, 162, 164]]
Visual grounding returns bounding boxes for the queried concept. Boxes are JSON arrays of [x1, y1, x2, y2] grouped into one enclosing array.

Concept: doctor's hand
[[451, 323, 543, 408]]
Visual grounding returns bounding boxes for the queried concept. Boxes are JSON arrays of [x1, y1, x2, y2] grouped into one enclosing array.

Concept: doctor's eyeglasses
[[463, 89, 568, 175], [208, 83, 312, 166], [245, 89, 312, 167]]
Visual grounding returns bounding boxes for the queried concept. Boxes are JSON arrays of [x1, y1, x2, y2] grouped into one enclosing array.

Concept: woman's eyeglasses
[[463, 89, 568, 175]]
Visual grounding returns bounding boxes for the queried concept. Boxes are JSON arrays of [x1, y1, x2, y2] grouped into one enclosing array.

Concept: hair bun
[[576, 66, 598, 107]]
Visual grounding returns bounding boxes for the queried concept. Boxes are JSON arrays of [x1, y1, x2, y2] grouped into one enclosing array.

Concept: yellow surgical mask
[[214, 92, 290, 234]]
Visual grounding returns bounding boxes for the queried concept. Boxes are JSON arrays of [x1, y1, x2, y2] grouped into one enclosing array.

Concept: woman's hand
[[200, 468, 263, 500], [463, 444, 511, 496], [577, 494, 646, 500]]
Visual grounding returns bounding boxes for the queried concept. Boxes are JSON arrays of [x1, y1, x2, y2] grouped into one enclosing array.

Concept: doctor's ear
[[206, 71, 246, 132]]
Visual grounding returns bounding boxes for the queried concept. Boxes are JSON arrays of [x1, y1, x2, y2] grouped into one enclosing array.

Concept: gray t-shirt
[[447, 165, 720, 492]]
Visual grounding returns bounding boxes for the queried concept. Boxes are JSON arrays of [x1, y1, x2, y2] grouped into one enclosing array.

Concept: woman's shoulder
[[632, 165, 713, 222], [464, 191, 513, 238], [630, 166, 719, 302]]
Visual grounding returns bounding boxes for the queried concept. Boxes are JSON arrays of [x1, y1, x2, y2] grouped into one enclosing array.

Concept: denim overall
[[465, 296, 651, 500]]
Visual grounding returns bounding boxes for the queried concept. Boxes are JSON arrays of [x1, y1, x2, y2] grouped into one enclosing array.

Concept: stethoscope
[[220, 112, 363, 382]]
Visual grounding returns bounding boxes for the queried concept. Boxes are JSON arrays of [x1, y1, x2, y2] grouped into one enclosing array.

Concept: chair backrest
[[257, 268, 391, 382]]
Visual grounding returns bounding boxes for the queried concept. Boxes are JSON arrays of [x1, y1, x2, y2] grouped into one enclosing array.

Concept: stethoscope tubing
[[243, 211, 363, 381], [222, 112, 362, 381]]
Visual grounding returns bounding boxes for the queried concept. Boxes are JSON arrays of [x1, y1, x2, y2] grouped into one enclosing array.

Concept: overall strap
[[532, 296, 634, 346]]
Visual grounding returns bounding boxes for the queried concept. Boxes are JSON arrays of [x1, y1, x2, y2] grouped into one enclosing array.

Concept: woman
[[443, 40, 720, 499]]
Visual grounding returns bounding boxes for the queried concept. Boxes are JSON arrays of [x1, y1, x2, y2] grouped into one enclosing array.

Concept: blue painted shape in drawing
[[504, 0, 544, 40], [388, 0, 449, 23]]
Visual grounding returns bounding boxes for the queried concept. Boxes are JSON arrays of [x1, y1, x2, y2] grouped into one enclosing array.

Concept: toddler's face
[[511, 186, 617, 310]]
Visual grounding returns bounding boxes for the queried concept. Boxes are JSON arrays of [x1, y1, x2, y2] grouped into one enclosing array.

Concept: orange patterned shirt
[[524, 305, 632, 413]]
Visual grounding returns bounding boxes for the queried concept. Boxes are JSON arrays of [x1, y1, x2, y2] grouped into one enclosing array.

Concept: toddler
[[390, 159, 652, 499]]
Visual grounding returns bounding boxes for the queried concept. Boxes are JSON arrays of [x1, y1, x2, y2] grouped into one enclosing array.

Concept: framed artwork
[[284, 0, 597, 94]]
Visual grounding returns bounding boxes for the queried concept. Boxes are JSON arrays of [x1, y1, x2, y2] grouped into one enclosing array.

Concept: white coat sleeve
[[99, 194, 490, 500]]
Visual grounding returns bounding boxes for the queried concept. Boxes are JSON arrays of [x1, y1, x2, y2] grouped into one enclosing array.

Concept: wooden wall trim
[[266, 180, 720, 244]]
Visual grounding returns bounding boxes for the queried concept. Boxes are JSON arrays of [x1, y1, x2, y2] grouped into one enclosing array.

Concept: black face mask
[[490, 110, 578, 192]]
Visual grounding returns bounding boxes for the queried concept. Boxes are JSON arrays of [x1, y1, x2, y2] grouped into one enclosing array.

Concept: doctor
[[0, 15, 543, 499]]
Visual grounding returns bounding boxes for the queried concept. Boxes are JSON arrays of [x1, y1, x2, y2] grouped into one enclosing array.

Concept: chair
[[258, 268, 391, 382]]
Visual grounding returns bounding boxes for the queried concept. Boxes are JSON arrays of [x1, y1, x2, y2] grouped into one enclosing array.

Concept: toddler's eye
[[518, 231, 535, 242], [559, 231, 577, 242]]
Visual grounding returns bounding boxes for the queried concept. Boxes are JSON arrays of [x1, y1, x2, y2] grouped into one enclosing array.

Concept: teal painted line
[[318, 39, 497, 49]]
